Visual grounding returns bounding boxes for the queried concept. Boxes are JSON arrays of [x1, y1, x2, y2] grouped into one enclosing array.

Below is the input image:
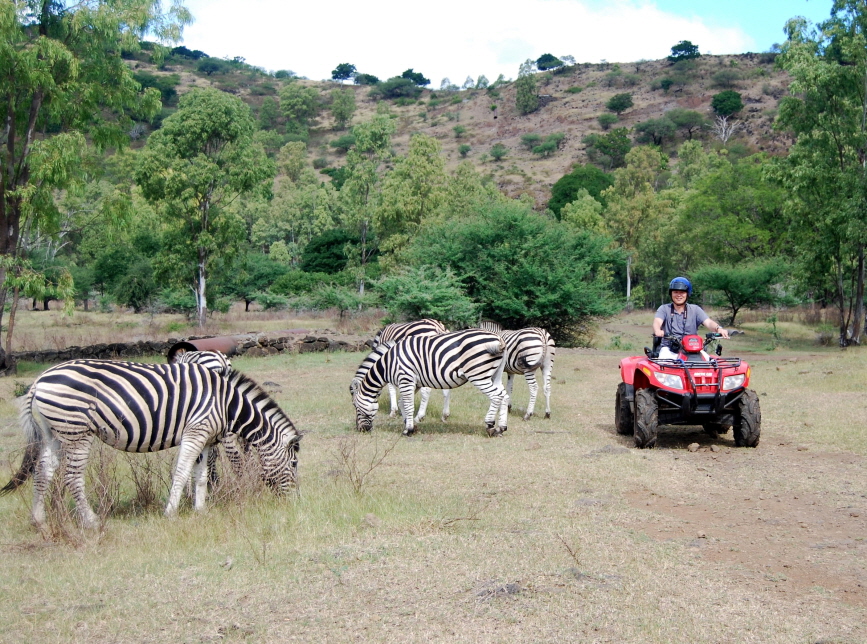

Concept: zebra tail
[[0, 395, 42, 495]]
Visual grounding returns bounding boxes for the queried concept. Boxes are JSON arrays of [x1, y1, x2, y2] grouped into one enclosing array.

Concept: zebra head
[[265, 432, 302, 493], [352, 391, 378, 432], [172, 350, 233, 375]]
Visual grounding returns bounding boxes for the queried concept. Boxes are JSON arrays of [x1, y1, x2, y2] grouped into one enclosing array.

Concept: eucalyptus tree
[[774, 2, 867, 344], [0, 0, 189, 353], [136, 88, 273, 327]]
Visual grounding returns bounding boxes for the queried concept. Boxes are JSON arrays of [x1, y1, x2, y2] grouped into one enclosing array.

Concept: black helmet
[[669, 276, 692, 296]]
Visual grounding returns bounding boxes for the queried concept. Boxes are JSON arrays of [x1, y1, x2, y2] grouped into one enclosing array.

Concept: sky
[[177, 0, 833, 85]]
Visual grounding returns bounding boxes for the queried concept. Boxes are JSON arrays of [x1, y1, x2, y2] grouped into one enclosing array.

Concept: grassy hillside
[[129, 50, 791, 208]]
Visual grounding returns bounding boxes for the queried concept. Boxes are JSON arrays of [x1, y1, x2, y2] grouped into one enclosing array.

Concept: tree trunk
[[625, 255, 632, 311], [5, 286, 19, 356], [837, 258, 848, 346], [197, 251, 207, 328], [852, 243, 865, 345]]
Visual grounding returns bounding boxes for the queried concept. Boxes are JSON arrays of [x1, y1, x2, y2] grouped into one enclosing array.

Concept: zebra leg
[[441, 389, 450, 422], [523, 371, 539, 421], [62, 433, 100, 529], [388, 383, 399, 417], [415, 387, 432, 423], [31, 436, 62, 533], [206, 446, 220, 490], [542, 355, 554, 419], [507, 373, 515, 411], [398, 381, 417, 436], [470, 376, 508, 437], [191, 446, 211, 512], [165, 430, 210, 518]]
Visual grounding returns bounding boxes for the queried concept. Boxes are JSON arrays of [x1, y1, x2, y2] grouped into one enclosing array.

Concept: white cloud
[[179, 0, 753, 83]]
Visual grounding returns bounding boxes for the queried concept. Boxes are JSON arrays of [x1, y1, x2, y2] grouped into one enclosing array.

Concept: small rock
[[850, 512, 860, 518], [687, 443, 700, 452], [710, 445, 720, 453], [697, 531, 707, 539], [797, 445, 809, 451]]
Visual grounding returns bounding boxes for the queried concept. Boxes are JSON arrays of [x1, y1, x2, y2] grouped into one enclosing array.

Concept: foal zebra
[[1, 359, 301, 531], [372, 318, 451, 421], [477, 322, 556, 420], [352, 329, 509, 436]]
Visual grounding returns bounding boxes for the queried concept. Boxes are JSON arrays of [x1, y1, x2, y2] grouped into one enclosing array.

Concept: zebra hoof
[[441, 413, 450, 422], [500, 426, 508, 433], [522, 413, 533, 421], [544, 412, 551, 419], [388, 411, 397, 418], [403, 426, 416, 436], [507, 404, 512, 411], [485, 422, 497, 437]]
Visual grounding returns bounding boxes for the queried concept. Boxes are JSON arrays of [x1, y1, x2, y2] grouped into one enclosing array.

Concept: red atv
[[615, 332, 761, 448]]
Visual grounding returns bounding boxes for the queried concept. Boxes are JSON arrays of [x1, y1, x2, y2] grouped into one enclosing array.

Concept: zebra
[[476, 321, 556, 420], [352, 329, 509, 437], [499, 328, 556, 420], [171, 349, 232, 375], [371, 318, 452, 422], [0, 359, 301, 531]]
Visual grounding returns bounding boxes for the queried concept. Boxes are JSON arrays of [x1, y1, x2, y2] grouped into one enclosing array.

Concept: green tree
[[711, 90, 743, 116], [277, 141, 308, 183], [331, 63, 357, 82], [259, 96, 280, 130], [136, 89, 273, 327], [634, 117, 676, 146], [197, 58, 225, 76], [340, 114, 397, 293], [693, 260, 790, 325], [458, 144, 471, 157], [354, 73, 380, 86], [330, 87, 356, 130], [0, 0, 189, 350], [536, 53, 563, 70], [668, 40, 701, 62], [453, 125, 467, 138], [300, 229, 360, 274], [490, 142, 508, 161], [521, 133, 542, 150], [279, 83, 321, 130], [605, 93, 634, 114], [583, 128, 631, 170], [772, 3, 867, 343], [598, 113, 619, 130], [405, 201, 621, 343], [560, 189, 605, 233], [548, 165, 614, 216], [516, 59, 539, 115], [377, 266, 479, 327], [667, 108, 709, 140], [401, 69, 430, 86], [377, 134, 446, 262], [370, 77, 422, 99]]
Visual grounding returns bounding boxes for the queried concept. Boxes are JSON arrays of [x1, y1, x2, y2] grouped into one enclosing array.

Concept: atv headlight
[[654, 372, 683, 389], [723, 374, 745, 390]]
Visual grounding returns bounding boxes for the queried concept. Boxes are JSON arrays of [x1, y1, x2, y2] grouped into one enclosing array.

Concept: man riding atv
[[653, 277, 728, 359]]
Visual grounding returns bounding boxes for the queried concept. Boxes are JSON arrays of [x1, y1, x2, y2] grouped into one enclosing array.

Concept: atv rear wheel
[[615, 383, 633, 435], [733, 389, 761, 447], [633, 388, 658, 448]]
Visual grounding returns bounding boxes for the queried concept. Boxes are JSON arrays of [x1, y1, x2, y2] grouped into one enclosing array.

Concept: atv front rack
[[651, 357, 742, 370]]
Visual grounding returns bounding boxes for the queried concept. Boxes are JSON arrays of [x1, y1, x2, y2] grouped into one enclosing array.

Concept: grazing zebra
[[352, 329, 509, 436], [500, 328, 556, 420], [1, 359, 301, 531], [371, 318, 451, 422], [171, 349, 232, 374]]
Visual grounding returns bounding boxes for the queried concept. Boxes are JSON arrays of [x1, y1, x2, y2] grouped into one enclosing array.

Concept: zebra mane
[[226, 369, 301, 441]]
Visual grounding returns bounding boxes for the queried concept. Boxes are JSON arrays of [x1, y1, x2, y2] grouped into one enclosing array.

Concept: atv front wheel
[[634, 388, 658, 448], [733, 389, 761, 447], [615, 383, 633, 435]]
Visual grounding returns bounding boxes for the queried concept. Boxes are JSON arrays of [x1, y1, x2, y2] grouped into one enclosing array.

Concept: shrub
[[548, 164, 614, 216], [605, 93, 633, 114], [458, 144, 471, 157], [369, 77, 421, 100], [598, 113, 618, 130], [711, 90, 743, 116], [254, 291, 288, 311], [520, 133, 542, 150], [329, 133, 356, 153], [712, 69, 741, 89], [490, 142, 507, 161], [566, 86, 583, 94], [376, 266, 479, 328], [270, 271, 332, 295], [453, 125, 467, 138], [312, 156, 328, 169], [353, 73, 380, 85]]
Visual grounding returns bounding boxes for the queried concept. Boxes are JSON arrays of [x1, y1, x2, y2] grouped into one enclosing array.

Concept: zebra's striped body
[[371, 318, 451, 422], [500, 328, 556, 420], [353, 329, 509, 436], [1, 359, 301, 531]]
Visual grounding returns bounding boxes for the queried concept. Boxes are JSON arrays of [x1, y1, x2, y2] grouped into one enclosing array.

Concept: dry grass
[[0, 321, 866, 643]]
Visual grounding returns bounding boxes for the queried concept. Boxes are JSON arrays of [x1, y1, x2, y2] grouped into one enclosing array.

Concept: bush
[[329, 133, 356, 153], [566, 86, 583, 94], [548, 164, 614, 216], [597, 113, 618, 130], [605, 93, 633, 114], [112, 259, 157, 313], [312, 156, 328, 169], [458, 144, 471, 157], [196, 58, 226, 76], [270, 271, 332, 295], [254, 291, 288, 311], [376, 266, 479, 328], [369, 76, 422, 100], [712, 69, 741, 89], [634, 117, 676, 146], [490, 143, 507, 161], [453, 125, 466, 138], [354, 73, 380, 85], [711, 90, 744, 116], [520, 133, 542, 150], [404, 201, 621, 343]]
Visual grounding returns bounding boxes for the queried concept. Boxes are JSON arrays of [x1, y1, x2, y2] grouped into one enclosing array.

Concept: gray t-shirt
[[654, 303, 709, 345]]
